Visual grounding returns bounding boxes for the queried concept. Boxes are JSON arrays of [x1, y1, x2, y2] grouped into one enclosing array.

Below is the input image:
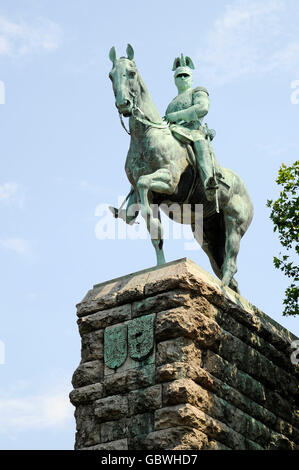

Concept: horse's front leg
[[137, 168, 179, 266], [109, 187, 139, 225]]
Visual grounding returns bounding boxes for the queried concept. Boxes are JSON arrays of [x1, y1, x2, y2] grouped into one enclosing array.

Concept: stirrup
[[205, 177, 218, 191]]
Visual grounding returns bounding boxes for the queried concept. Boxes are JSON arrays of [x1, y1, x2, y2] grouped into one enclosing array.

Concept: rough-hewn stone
[[128, 385, 162, 416], [72, 360, 103, 389], [132, 290, 191, 317], [156, 361, 214, 390], [82, 439, 128, 450], [100, 418, 128, 443], [204, 350, 299, 430], [75, 404, 100, 448], [71, 258, 298, 450], [95, 394, 128, 421], [143, 426, 208, 450], [69, 383, 103, 405], [218, 330, 298, 399], [103, 364, 155, 396], [154, 404, 256, 450], [156, 337, 202, 367], [78, 304, 131, 334], [81, 330, 104, 363], [156, 307, 222, 349]]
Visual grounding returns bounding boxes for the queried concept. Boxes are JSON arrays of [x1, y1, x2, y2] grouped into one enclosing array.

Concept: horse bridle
[[118, 91, 169, 135]]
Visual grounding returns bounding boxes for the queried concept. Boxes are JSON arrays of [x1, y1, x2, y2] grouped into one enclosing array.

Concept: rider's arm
[[166, 89, 210, 123]]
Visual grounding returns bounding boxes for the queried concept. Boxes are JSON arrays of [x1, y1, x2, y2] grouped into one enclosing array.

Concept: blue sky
[[0, 0, 298, 450]]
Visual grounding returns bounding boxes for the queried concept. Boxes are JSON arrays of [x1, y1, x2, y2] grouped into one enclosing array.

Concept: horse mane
[[135, 67, 161, 121]]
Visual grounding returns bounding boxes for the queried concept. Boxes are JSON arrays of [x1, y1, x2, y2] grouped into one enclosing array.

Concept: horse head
[[109, 44, 139, 117]]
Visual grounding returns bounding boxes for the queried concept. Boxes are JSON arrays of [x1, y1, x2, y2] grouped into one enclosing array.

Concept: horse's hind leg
[[222, 214, 242, 290], [137, 168, 179, 265], [199, 234, 239, 293], [202, 242, 223, 279], [229, 277, 239, 293], [209, 250, 239, 293]]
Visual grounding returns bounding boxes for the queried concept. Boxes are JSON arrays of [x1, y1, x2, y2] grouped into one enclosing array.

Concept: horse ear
[[109, 46, 117, 64], [126, 44, 134, 60], [185, 56, 195, 70]]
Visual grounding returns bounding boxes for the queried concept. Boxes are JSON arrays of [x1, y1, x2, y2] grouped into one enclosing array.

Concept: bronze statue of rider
[[165, 53, 221, 201], [110, 53, 222, 222]]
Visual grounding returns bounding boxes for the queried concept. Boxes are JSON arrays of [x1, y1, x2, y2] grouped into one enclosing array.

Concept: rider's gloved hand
[[165, 112, 178, 123]]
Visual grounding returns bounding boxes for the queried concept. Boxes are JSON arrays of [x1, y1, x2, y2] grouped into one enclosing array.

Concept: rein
[[118, 94, 169, 135]]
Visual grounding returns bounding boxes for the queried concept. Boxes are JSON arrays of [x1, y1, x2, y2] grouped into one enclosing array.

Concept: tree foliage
[[267, 160, 299, 316]]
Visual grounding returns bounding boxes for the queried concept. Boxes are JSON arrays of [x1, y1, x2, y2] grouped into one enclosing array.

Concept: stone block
[[127, 413, 154, 437], [156, 361, 214, 389], [72, 360, 103, 388], [72, 258, 299, 450], [103, 364, 155, 396], [75, 404, 100, 449], [154, 404, 248, 450], [78, 304, 131, 334], [81, 329, 104, 362], [128, 385, 162, 416], [101, 418, 128, 443], [156, 337, 202, 367], [156, 307, 221, 349], [142, 426, 208, 450], [69, 383, 103, 405], [162, 378, 211, 409], [95, 394, 128, 421], [82, 439, 128, 450], [132, 290, 192, 317]]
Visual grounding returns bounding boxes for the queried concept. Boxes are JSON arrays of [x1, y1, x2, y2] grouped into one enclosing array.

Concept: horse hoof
[[108, 206, 118, 218]]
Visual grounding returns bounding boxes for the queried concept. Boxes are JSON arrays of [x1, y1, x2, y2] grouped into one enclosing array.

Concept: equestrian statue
[[108, 44, 253, 294]]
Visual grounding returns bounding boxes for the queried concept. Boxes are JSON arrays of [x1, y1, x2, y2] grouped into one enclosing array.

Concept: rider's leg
[[193, 139, 218, 201]]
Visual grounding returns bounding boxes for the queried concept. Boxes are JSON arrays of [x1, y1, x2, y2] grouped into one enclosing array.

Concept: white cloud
[[0, 238, 30, 256], [0, 387, 72, 432], [0, 15, 61, 58], [199, 0, 299, 85], [0, 182, 24, 207]]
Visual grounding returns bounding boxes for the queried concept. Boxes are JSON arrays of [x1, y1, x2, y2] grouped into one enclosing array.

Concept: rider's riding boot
[[193, 139, 219, 202]]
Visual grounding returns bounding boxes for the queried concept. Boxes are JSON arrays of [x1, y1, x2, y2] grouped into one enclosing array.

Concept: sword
[[205, 124, 219, 214]]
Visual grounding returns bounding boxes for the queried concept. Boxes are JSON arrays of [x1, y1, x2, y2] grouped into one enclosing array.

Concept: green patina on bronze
[[104, 324, 128, 369], [128, 314, 155, 362], [108, 44, 254, 294]]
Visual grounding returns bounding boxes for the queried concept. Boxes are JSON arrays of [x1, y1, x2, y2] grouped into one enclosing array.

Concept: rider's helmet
[[172, 54, 195, 78]]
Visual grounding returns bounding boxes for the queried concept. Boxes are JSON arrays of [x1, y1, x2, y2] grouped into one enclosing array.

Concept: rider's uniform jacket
[[165, 86, 209, 141]]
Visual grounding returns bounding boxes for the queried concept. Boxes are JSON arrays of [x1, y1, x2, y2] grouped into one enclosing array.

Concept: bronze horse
[[108, 45, 253, 293]]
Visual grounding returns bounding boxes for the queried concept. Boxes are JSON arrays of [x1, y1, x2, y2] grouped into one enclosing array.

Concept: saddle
[[170, 124, 229, 191], [169, 123, 215, 144]]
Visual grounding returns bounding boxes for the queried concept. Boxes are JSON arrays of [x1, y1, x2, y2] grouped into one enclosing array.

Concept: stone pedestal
[[70, 258, 299, 450]]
